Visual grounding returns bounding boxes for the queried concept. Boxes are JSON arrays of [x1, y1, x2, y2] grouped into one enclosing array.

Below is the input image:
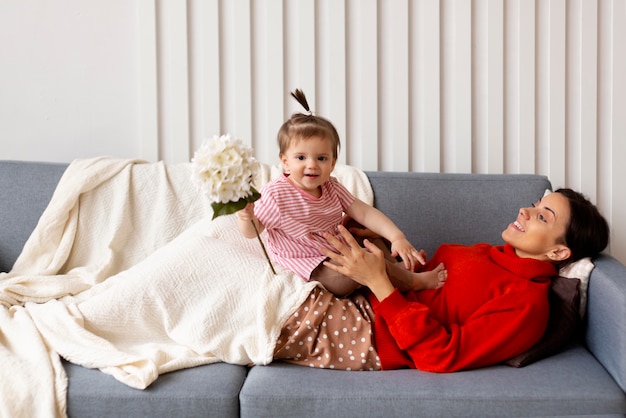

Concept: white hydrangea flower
[[191, 134, 259, 205]]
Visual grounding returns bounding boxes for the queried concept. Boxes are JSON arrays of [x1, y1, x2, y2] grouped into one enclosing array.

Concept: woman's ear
[[548, 245, 572, 262]]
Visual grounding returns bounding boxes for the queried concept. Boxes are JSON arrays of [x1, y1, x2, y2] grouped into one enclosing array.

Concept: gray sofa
[[1, 159, 626, 417]]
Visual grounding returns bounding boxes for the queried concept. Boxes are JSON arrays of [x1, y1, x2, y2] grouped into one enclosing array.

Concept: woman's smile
[[511, 220, 525, 232]]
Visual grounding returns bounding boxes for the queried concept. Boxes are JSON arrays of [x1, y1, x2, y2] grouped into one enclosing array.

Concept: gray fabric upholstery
[[65, 361, 247, 417], [241, 346, 626, 417], [366, 171, 552, 257], [586, 254, 626, 392], [2, 160, 625, 417], [0, 161, 67, 272]]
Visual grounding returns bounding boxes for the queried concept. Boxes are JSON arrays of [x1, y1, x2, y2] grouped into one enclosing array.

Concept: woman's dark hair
[[276, 89, 341, 159], [555, 188, 609, 264]]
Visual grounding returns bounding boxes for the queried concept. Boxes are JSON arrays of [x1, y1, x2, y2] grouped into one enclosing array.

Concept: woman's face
[[501, 192, 572, 262]]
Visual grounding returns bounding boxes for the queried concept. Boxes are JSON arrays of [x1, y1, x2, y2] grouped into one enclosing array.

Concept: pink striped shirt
[[254, 174, 356, 279]]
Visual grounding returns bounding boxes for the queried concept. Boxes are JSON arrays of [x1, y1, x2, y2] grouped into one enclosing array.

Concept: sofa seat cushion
[[65, 361, 247, 418], [240, 345, 626, 417]]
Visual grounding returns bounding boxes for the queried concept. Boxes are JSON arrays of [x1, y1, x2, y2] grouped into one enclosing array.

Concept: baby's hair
[[290, 89, 312, 115], [277, 89, 341, 159]]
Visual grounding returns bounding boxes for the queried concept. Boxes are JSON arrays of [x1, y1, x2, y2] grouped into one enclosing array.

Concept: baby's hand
[[236, 203, 255, 222], [390, 238, 426, 271]]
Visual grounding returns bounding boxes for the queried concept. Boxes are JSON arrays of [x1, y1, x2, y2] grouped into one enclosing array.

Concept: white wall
[[0, 0, 141, 159], [1, 0, 625, 265]]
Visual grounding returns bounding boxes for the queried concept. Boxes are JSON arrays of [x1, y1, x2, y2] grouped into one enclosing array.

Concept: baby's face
[[280, 136, 337, 196]]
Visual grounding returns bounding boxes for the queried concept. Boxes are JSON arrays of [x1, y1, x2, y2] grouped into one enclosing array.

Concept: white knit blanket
[[0, 157, 374, 418]]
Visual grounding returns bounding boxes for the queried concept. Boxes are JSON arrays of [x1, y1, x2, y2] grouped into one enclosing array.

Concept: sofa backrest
[[366, 171, 552, 258], [0, 161, 68, 272], [0, 161, 552, 274]]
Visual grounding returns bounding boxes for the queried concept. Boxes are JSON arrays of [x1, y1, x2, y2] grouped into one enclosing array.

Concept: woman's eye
[[539, 214, 546, 222]]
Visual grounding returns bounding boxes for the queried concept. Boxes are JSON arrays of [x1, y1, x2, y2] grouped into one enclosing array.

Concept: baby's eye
[[318, 156, 328, 161], [296, 155, 306, 161]]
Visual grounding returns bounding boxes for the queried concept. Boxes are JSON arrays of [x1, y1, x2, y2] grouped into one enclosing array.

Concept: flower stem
[[251, 220, 276, 275]]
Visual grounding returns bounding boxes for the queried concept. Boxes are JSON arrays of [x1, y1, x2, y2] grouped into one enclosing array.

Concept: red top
[[370, 243, 556, 372]]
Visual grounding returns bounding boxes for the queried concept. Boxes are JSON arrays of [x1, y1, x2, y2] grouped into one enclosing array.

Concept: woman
[[272, 188, 609, 372]]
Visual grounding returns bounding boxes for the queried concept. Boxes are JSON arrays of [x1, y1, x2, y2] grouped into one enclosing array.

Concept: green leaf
[[211, 187, 262, 220], [246, 187, 261, 203]]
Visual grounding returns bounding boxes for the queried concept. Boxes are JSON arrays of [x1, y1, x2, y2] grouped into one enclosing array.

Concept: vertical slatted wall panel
[[156, 0, 190, 162], [346, 0, 379, 171], [250, 0, 283, 163], [143, 0, 626, 262], [473, 0, 504, 174], [139, 0, 159, 162], [411, 0, 441, 172], [607, 0, 626, 265], [379, 0, 410, 172], [191, 0, 221, 153], [503, 0, 536, 175], [318, 0, 347, 165]]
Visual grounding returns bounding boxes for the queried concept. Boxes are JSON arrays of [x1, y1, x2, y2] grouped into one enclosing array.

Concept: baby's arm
[[236, 203, 265, 239], [345, 199, 425, 271]]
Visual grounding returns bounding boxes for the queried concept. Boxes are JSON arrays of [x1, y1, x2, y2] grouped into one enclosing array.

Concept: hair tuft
[[290, 89, 311, 113]]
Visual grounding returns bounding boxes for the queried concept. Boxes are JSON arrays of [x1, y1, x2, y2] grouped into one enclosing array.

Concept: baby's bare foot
[[413, 263, 447, 290]]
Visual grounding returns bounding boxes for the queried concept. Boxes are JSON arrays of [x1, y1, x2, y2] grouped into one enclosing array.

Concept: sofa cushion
[[240, 346, 626, 417], [65, 361, 247, 418]]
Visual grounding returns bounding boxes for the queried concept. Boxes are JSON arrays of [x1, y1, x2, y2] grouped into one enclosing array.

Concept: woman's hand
[[320, 225, 395, 301], [390, 238, 426, 272]]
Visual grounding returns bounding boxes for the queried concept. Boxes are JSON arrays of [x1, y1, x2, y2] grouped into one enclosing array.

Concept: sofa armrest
[[585, 253, 626, 392]]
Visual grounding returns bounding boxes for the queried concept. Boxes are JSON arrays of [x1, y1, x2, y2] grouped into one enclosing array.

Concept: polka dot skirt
[[273, 287, 381, 370]]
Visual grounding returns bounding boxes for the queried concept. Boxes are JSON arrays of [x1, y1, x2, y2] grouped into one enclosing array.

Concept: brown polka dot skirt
[[273, 287, 381, 370]]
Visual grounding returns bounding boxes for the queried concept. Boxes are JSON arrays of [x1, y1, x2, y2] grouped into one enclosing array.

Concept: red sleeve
[[373, 287, 549, 372]]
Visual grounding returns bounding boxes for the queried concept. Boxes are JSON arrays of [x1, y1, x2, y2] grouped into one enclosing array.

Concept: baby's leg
[[365, 237, 395, 262], [386, 261, 446, 292], [310, 262, 361, 298]]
